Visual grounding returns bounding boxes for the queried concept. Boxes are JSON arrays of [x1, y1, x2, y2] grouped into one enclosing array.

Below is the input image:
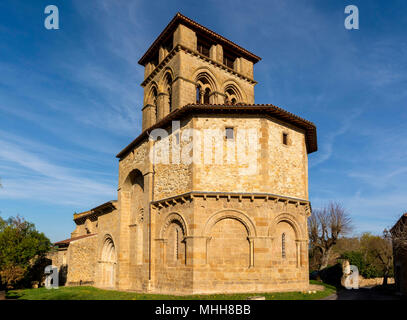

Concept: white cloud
[[0, 136, 116, 207]]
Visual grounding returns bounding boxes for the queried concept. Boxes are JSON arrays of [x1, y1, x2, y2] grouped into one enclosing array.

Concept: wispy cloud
[[310, 109, 363, 168], [0, 136, 116, 207]]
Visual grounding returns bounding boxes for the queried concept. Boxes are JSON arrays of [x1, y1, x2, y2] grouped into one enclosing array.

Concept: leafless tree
[[308, 201, 353, 270], [365, 231, 393, 285]]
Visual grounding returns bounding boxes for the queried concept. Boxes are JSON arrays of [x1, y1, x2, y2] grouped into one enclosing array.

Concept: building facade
[[52, 13, 318, 294], [391, 213, 407, 295]]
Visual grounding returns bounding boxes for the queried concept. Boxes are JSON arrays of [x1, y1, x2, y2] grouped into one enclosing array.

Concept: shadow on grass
[[4, 281, 336, 301]]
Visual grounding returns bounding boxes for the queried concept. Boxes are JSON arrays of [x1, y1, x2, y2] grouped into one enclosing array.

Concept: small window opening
[[283, 133, 288, 145], [223, 50, 236, 69], [282, 233, 286, 259], [225, 127, 234, 140], [197, 40, 210, 57]]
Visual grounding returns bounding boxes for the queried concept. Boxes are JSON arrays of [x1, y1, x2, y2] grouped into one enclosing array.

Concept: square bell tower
[[138, 13, 261, 130]]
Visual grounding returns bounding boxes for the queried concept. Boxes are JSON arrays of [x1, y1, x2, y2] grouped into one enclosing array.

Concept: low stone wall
[[309, 284, 325, 291], [358, 277, 394, 287]]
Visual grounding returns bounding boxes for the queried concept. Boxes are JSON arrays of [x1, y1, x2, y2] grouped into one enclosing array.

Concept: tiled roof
[[54, 233, 96, 246], [116, 103, 318, 159], [73, 200, 117, 224], [138, 12, 261, 66]]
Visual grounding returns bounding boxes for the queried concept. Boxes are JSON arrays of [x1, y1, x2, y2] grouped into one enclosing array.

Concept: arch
[[222, 80, 246, 104], [122, 168, 144, 192], [159, 67, 175, 91], [160, 212, 189, 239], [145, 83, 158, 123], [202, 209, 257, 237], [99, 235, 117, 287], [268, 212, 303, 240], [193, 68, 219, 104], [146, 82, 158, 105], [192, 67, 219, 91]]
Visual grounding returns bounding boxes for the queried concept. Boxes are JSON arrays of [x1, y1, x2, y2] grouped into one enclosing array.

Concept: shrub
[[0, 216, 51, 289], [341, 250, 381, 278]]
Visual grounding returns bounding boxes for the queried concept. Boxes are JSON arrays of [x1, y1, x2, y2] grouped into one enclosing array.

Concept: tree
[[308, 202, 352, 270], [0, 215, 51, 289], [367, 231, 393, 285]]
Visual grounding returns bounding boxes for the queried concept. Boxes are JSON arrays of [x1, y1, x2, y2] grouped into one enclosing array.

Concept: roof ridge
[[138, 13, 261, 65]]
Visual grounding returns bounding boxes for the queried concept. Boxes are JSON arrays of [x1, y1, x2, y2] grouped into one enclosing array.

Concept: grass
[[5, 280, 336, 300]]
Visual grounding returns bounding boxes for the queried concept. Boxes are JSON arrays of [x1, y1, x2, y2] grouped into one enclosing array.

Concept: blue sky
[[0, 0, 406, 242]]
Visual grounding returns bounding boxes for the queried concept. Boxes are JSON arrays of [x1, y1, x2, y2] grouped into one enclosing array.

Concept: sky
[[0, 0, 406, 242]]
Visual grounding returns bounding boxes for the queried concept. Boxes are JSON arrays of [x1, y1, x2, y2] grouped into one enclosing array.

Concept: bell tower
[[138, 13, 261, 130]]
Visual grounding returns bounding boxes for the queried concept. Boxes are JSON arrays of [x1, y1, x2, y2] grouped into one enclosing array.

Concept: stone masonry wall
[[66, 235, 97, 285], [193, 115, 308, 200], [152, 196, 310, 294]]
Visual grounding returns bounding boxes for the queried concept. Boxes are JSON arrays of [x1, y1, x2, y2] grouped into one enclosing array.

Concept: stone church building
[[52, 13, 318, 294]]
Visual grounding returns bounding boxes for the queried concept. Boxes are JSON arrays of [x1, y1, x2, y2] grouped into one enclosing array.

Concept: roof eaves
[[116, 104, 317, 159], [138, 13, 261, 66]]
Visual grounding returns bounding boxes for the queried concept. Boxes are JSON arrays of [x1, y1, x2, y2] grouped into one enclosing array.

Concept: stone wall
[[66, 235, 97, 285], [152, 195, 310, 294], [358, 276, 395, 287], [193, 115, 308, 200]]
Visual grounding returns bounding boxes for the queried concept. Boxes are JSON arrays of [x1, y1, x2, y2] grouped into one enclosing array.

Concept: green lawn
[[6, 280, 335, 300]]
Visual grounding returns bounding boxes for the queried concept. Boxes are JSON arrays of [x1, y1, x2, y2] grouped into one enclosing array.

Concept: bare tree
[[366, 231, 393, 285], [308, 202, 352, 270]]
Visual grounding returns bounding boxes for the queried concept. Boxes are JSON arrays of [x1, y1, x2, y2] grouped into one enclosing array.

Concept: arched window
[[151, 87, 158, 121], [165, 221, 186, 265], [282, 233, 286, 259], [203, 88, 211, 104], [164, 73, 173, 113], [196, 85, 202, 104], [225, 87, 240, 105], [195, 72, 216, 104]]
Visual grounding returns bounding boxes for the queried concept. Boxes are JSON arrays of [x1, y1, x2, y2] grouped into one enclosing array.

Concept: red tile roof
[[54, 233, 96, 246], [138, 12, 261, 66]]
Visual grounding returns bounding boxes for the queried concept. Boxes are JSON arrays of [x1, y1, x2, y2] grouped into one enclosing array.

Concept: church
[[51, 13, 318, 294]]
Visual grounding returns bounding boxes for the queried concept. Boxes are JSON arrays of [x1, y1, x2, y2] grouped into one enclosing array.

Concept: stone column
[[295, 240, 301, 268], [209, 44, 223, 63], [117, 189, 132, 290], [142, 104, 156, 130], [156, 93, 167, 121], [248, 237, 254, 268], [159, 46, 167, 64]]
